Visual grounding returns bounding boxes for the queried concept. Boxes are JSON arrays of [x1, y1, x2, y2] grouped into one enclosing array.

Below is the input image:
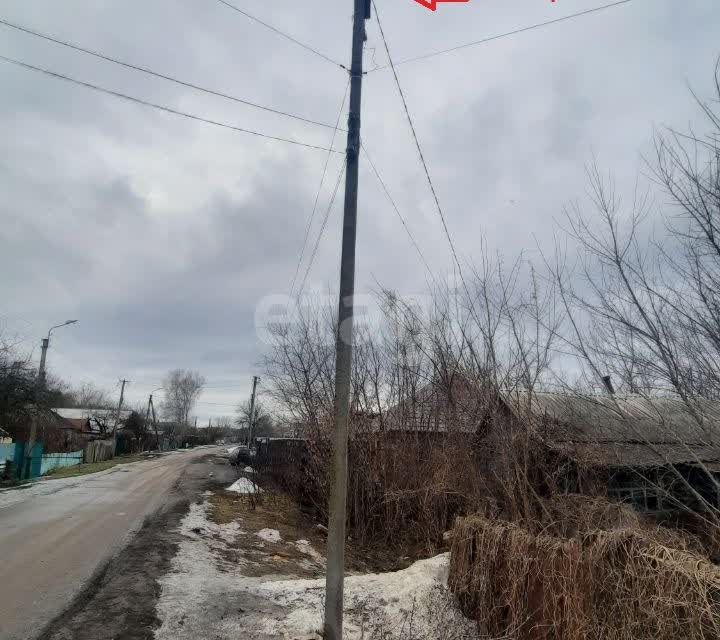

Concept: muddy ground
[[37, 452, 235, 640], [34, 451, 457, 640]]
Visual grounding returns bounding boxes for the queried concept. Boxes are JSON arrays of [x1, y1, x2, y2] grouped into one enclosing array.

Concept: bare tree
[[236, 399, 275, 437], [539, 60, 720, 527], [161, 369, 205, 427], [0, 346, 35, 439], [69, 382, 113, 409]]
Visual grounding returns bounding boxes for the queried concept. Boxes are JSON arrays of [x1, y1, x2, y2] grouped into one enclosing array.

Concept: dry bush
[[350, 433, 485, 547], [449, 515, 720, 640], [537, 494, 643, 537], [271, 427, 486, 551]]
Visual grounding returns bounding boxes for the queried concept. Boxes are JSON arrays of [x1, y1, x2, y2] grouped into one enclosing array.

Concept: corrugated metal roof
[[551, 441, 720, 469], [502, 390, 720, 447], [379, 375, 490, 434], [379, 381, 720, 468], [497, 391, 720, 468], [53, 408, 131, 421]]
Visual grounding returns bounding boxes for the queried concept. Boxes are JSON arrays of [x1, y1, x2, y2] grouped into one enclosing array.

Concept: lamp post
[[38, 320, 78, 388], [24, 320, 78, 478]]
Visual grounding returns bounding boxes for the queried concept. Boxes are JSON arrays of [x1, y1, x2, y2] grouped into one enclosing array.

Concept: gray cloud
[[1, 0, 718, 417]]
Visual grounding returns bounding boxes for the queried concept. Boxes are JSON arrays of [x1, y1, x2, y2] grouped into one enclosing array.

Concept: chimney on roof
[[601, 375, 615, 395]]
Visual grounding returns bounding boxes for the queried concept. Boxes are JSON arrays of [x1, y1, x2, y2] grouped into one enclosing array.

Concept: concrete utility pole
[[247, 375, 259, 447], [24, 320, 78, 478], [144, 396, 152, 449], [324, 2, 370, 638], [38, 339, 49, 388], [112, 379, 127, 438], [149, 394, 159, 450]]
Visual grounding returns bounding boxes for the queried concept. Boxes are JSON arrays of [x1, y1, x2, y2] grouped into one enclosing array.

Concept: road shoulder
[[37, 452, 232, 640]]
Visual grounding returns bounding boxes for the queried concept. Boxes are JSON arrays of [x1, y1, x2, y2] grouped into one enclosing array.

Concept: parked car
[[228, 445, 255, 466]]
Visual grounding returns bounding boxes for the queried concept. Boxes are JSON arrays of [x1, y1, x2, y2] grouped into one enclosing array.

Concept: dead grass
[[449, 515, 720, 640], [205, 488, 327, 578], [205, 484, 422, 576], [44, 454, 145, 478]]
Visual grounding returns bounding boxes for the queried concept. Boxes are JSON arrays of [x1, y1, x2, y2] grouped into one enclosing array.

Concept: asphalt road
[[0, 447, 219, 640]]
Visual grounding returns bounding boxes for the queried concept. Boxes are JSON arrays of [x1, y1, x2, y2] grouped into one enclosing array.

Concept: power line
[[129, 379, 255, 389], [373, 2, 508, 348], [372, 3, 463, 278], [0, 54, 343, 153], [369, 0, 633, 71], [288, 79, 350, 302], [201, 385, 247, 389], [295, 162, 346, 302], [360, 141, 436, 285], [212, 0, 346, 70], [0, 17, 342, 131]]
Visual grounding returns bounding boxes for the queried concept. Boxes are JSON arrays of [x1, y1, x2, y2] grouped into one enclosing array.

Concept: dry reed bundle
[[449, 516, 720, 640], [538, 494, 642, 537]]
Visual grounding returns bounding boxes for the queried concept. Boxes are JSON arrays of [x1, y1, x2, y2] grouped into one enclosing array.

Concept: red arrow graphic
[[414, 0, 470, 11]]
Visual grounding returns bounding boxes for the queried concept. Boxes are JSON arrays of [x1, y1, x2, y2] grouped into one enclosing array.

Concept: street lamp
[[24, 319, 78, 478], [39, 320, 78, 386]]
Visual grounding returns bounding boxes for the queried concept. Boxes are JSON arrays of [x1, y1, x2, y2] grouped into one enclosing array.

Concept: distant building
[[501, 390, 720, 514], [53, 407, 132, 436], [376, 377, 720, 515]]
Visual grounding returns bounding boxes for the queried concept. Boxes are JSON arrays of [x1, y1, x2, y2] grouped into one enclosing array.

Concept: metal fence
[[39, 450, 83, 475]]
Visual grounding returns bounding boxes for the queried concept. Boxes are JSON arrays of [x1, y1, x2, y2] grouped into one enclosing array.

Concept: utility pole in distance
[[324, 1, 370, 638], [247, 375, 259, 446], [112, 379, 127, 442], [144, 395, 152, 450], [149, 393, 159, 450]]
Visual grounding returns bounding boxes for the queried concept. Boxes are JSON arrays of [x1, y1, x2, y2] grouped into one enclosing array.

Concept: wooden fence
[[84, 439, 115, 464]]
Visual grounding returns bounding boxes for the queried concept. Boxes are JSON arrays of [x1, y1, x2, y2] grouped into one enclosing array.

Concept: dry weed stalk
[[449, 515, 720, 640]]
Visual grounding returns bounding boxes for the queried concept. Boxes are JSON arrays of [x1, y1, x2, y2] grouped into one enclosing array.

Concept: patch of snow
[[171, 501, 246, 580], [226, 477, 261, 494], [295, 539, 325, 565], [226, 446, 241, 455], [155, 495, 473, 640], [154, 496, 472, 640], [243, 465, 254, 473], [256, 554, 473, 639], [257, 528, 281, 543]]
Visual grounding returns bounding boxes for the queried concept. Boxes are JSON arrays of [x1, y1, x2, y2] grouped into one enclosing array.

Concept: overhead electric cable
[[0, 55, 343, 153], [212, 0, 345, 70], [289, 79, 350, 302], [372, 3, 464, 276], [0, 17, 340, 130], [295, 163, 346, 302], [361, 141, 436, 285], [370, 0, 633, 71]]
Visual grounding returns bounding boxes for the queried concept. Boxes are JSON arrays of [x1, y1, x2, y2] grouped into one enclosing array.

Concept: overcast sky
[[1, 0, 718, 422]]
